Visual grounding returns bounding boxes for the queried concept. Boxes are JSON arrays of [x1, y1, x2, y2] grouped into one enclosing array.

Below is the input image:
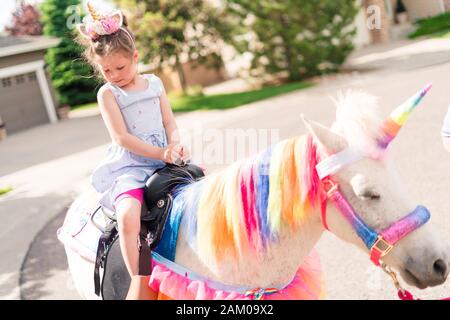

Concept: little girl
[[76, 4, 190, 299]]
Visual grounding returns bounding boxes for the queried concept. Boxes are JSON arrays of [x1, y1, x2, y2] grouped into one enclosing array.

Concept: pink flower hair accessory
[[77, 2, 123, 40]]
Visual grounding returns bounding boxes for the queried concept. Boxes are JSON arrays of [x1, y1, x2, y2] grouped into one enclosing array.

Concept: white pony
[[58, 86, 450, 300]]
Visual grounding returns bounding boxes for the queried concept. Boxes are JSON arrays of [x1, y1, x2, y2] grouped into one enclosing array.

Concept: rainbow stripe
[[379, 83, 432, 148], [178, 135, 322, 263]]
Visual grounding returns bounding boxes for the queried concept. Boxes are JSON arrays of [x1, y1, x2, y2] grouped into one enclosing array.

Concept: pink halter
[[315, 84, 433, 266], [313, 84, 450, 300], [319, 175, 430, 266]]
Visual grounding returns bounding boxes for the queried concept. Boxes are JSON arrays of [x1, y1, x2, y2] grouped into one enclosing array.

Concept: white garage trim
[[0, 60, 57, 123]]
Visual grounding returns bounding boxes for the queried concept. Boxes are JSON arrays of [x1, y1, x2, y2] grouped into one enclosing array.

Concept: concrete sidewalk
[[2, 37, 450, 300], [344, 37, 450, 72]]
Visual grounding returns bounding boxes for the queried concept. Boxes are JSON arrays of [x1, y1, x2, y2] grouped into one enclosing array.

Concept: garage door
[[0, 72, 49, 134]]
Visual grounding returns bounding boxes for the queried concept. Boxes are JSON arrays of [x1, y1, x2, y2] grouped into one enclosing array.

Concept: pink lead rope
[[380, 262, 450, 300]]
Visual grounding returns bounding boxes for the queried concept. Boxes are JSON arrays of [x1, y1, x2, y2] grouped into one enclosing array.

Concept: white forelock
[[330, 90, 385, 157]]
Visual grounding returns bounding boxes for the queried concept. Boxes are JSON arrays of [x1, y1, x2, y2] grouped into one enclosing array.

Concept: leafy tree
[[40, 0, 98, 106], [114, 0, 244, 92], [5, 2, 43, 36], [226, 0, 359, 81]]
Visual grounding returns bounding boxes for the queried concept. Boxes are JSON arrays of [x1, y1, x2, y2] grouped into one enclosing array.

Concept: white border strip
[[0, 60, 57, 123], [316, 148, 362, 179]]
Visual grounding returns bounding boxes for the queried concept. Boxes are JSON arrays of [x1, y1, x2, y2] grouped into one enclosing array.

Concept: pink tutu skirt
[[148, 250, 325, 300]]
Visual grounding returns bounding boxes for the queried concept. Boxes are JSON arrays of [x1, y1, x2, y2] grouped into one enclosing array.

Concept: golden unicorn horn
[[87, 2, 100, 21]]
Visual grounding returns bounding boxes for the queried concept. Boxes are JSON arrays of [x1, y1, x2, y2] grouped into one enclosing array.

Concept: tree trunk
[[175, 61, 187, 94], [279, 14, 299, 81]]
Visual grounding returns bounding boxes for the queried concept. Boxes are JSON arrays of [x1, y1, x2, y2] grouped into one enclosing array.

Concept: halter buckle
[[372, 236, 393, 257]]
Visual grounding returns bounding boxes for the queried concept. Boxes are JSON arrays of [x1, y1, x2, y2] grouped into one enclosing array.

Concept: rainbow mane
[[173, 135, 322, 264]]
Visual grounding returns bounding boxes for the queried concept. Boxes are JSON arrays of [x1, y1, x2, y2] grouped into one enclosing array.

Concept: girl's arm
[[97, 87, 178, 161], [159, 86, 191, 161], [159, 86, 180, 146]]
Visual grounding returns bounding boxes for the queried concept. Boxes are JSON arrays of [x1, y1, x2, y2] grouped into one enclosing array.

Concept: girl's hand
[[161, 144, 182, 164], [179, 145, 191, 163]]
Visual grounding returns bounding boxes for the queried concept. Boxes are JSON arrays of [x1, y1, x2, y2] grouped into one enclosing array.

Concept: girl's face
[[95, 50, 139, 87]]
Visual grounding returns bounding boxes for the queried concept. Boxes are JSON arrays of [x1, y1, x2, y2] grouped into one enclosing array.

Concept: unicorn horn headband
[[378, 83, 432, 149], [77, 2, 125, 40], [87, 2, 100, 21]]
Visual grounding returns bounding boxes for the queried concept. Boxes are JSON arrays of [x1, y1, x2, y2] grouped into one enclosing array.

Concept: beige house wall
[[364, 0, 391, 43], [444, 0, 450, 11], [181, 56, 228, 88], [142, 54, 228, 93], [402, 0, 445, 21], [154, 66, 183, 93], [356, 0, 450, 46]]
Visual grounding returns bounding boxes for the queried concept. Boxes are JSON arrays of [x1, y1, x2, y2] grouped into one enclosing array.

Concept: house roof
[[0, 35, 60, 58]]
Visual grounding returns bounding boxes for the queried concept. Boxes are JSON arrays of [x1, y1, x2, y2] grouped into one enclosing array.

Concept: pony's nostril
[[433, 259, 448, 278]]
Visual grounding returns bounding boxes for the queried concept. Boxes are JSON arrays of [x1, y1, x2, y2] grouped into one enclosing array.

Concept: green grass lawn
[[71, 81, 312, 113], [409, 12, 450, 39], [0, 187, 12, 196], [71, 102, 98, 112], [169, 81, 312, 112]]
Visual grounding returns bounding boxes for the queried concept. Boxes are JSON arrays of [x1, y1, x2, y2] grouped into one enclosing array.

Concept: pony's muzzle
[[403, 254, 449, 288]]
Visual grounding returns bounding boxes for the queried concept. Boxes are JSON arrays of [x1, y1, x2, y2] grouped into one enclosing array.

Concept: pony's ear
[[301, 114, 347, 155]]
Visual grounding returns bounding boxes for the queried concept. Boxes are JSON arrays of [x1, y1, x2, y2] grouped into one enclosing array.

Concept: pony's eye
[[359, 191, 380, 200]]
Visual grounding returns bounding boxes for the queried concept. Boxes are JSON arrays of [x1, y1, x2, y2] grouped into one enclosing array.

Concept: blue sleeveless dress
[[90, 74, 168, 211]]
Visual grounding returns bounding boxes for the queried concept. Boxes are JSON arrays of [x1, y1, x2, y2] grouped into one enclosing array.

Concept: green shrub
[[225, 0, 359, 81], [40, 0, 99, 106]]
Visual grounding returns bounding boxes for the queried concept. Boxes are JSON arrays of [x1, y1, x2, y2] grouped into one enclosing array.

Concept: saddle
[[93, 163, 205, 299]]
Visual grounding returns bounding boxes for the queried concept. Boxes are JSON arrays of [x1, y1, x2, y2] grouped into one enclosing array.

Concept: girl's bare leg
[[115, 197, 158, 300]]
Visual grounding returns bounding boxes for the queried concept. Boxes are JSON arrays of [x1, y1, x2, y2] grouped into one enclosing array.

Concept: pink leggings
[[113, 188, 144, 210]]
